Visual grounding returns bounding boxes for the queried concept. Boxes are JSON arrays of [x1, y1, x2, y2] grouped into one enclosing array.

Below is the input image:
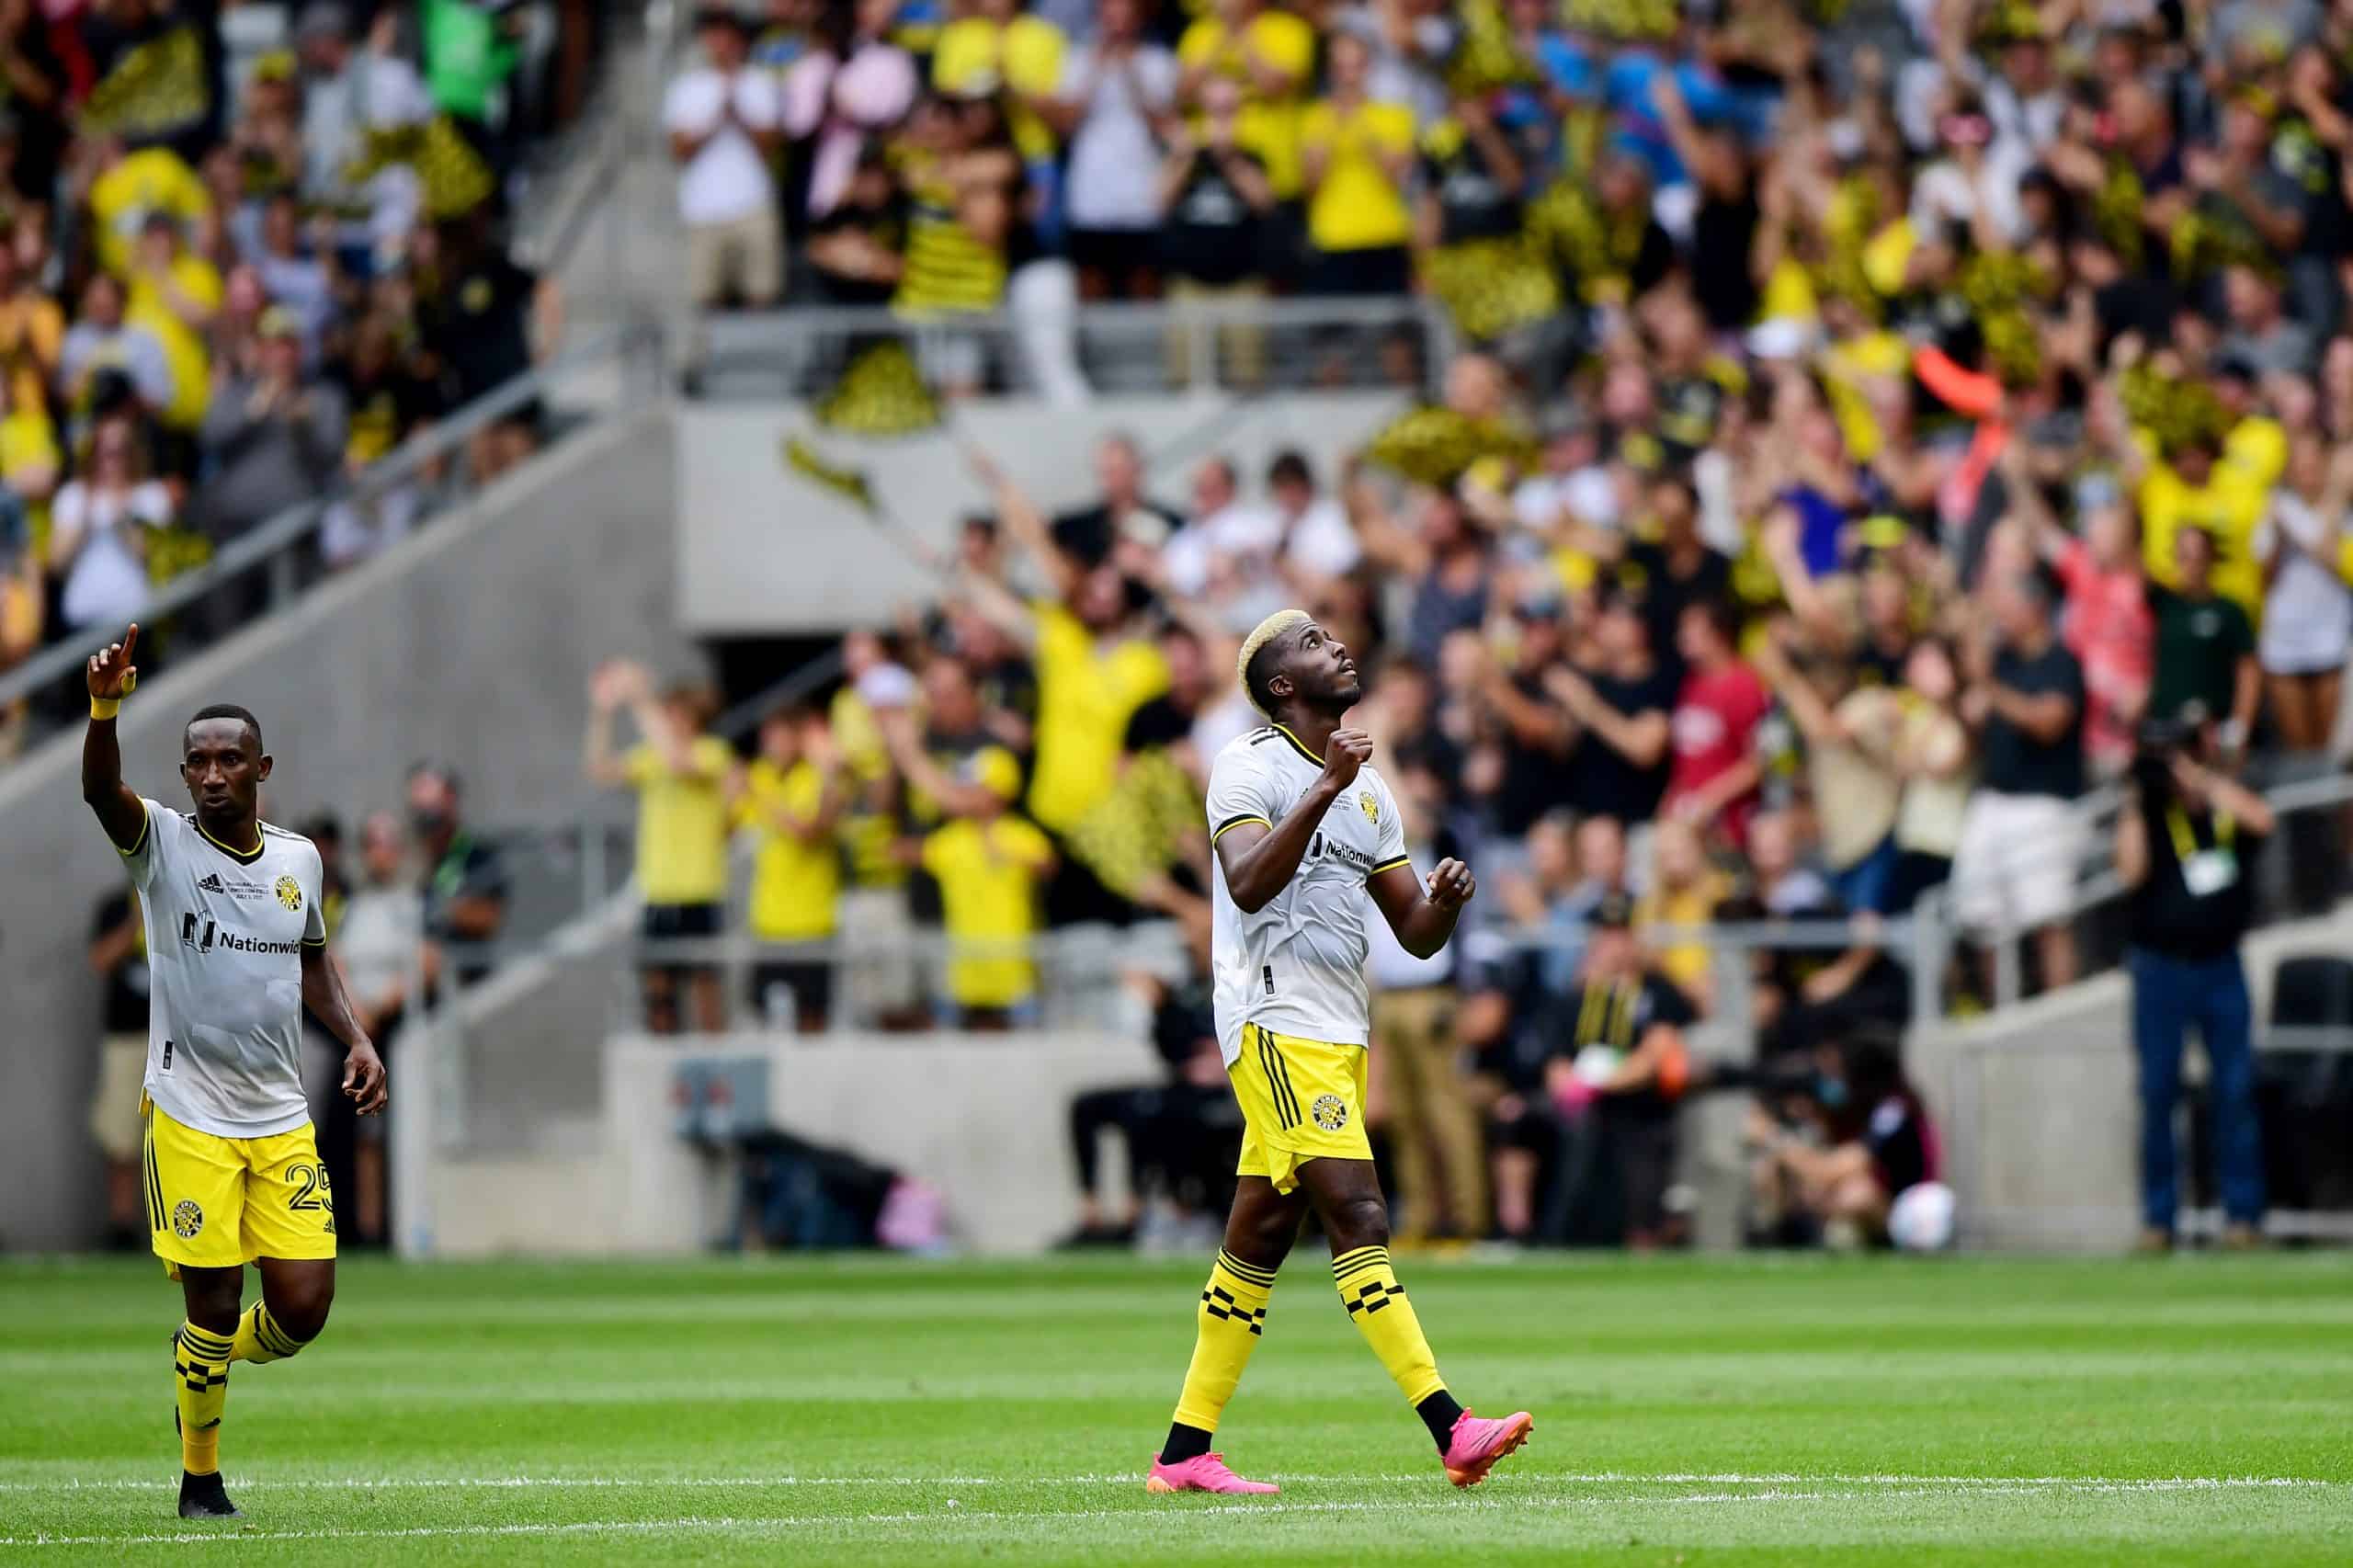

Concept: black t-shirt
[[1569, 664, 1677, 824], [422, 832, 509, 984], [1494, 671, 1574, 836], [1050, 498, 1185, 569], [1542, 973, 1697, 1122], [1123, 693, 1194, 754], [1158, 147, 1269, 286], [1618, 540, 1733, 674], [1981, 641, 2085, 799], [333, 361, 446, 465], [2128, 794, 2263, 960], [425, 256, 540, 403], [91, 892, 150, 1036], [1422, 130, 1520, 246], [1864, 1091, 1931, 1195], [809, 192, 908, 307], [1689, 187, 1762, 333]]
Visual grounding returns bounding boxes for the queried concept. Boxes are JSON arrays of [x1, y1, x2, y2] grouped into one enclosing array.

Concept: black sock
[[1160, 1421, 1215, 1464], [1416, 1390, 1465, 1450]]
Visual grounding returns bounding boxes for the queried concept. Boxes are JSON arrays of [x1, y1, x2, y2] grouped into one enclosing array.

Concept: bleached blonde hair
[[1236, 608, 1313, 718]]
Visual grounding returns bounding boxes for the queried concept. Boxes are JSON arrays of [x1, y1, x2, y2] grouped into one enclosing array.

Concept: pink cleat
[[1441, 1409, 1534, 1488], [1145, 1452, 1280, 1495]]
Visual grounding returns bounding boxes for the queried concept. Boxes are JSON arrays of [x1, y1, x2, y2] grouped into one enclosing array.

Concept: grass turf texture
[[5, 1253, 2350, 1565]]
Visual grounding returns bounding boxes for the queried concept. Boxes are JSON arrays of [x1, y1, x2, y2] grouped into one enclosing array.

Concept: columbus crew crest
[[1358, 790, 1379, 824], [275, 876, 303, 912], [172, 1199, 204, 1239], [1312, 1093, 1349, 1132]]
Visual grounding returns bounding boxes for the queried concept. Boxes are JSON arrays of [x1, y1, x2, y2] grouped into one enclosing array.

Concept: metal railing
[[0, 324, 661, 742], [690, 295, 1460, 402]]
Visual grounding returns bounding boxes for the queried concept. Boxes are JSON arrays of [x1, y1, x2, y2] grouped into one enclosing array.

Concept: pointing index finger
[[120, 623, 139, 664]]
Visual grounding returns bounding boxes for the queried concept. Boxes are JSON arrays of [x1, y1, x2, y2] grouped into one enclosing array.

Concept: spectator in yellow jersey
[[82, 138, 210, 280], [1176, 0, 1316, 210], [125, 212, 222, 452], [0, 236, 63, 424], [962, 440, 1171, 925], [1298, 32, 1415, 297], [585, 659, 744, 1035], [740, 704, 847, 1033], [911, 744, 1056, 1028], [930, 0, 1069, 243]]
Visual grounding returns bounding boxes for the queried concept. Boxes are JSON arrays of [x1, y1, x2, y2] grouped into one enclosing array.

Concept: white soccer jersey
[[117, 798, 325, 1138], [1205, 724, 1410, 1065]]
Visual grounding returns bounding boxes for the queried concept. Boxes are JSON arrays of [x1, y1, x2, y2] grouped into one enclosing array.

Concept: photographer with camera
[[2115, 710, 2274, 1252]]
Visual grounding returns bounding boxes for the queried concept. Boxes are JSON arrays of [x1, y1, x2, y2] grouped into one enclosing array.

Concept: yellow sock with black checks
[[173, 1323, 234, 1476], [230, 1303, 310, 1366], [1161, 1249, 1278, 1463], [1332, 1245, 1466, 1450]]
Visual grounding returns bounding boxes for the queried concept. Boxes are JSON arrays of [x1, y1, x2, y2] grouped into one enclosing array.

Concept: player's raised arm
[[1369, 855, 1475, 960], [81, 622, 146, 852], [1215, 728, 1372, 912]]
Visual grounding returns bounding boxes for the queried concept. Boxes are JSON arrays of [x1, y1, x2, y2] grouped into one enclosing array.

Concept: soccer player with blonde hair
[[1145, 609, 1532, 1494]]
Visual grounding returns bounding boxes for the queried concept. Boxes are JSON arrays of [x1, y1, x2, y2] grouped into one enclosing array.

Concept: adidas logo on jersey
[[197, 873, 226, 893]]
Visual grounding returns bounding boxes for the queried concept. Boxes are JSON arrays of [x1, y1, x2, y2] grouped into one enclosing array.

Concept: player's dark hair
[[186, 703, 263, 752], [1267, 449, 1313, 489], [1244, 632, 1292, 718]]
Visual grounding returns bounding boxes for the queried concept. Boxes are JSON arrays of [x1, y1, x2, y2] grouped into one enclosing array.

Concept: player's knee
[[266, 1275, 335, 1343], [1325, 1192, 1391, 1253], [183, 1273, 243, 1335]]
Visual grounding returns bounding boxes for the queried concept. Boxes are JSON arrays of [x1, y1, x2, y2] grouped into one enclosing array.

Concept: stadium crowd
[[635, 0, 2353, 1246], [0, 0, 580, 758]]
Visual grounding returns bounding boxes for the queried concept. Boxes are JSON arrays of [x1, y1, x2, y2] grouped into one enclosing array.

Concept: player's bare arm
[[82, 622, 146, 850], [1214, 727, 1371, 912], [1369, 855, 1475, 960], [300, 943, 387, 1116]]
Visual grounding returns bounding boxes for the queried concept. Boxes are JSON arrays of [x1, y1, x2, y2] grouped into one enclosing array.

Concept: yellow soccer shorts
[[143, 1098, 336, 1274], [1231, 1024, 1374, 1194]]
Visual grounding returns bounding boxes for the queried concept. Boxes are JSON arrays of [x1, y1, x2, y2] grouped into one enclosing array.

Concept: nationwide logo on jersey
[[1358, 790, 1379, 824], [274, 876, 303, 912], [172, 1199, 204, 1239], [1311, 1093, 1349, 1132]]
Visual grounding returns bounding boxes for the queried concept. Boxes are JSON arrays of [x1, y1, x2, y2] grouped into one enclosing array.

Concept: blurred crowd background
[[64, 0, 2353, 1256], [0, 0, 598, 756]]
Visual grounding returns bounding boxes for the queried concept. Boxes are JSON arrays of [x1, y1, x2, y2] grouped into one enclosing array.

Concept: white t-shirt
[[1061, 44, 1178, 231], [1280, 496, 1363, 580], [1204, 725, 1410, 1064], [56, 479, 172, 631], [118, 799, 326, 1138], [664, 68, 785, 226], [2256, 494, 2353, 672]]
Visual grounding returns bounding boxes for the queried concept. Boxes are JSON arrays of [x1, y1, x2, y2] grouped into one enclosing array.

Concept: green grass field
[[5, 1252, 2350, 1565]]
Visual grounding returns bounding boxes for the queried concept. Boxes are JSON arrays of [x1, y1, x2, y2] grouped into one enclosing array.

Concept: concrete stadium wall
[[676, 392, 1415, 633], [1912, 903, 2353, 1251], [418, 1029, 1160, 1257], [0, 410, 689, 1251]]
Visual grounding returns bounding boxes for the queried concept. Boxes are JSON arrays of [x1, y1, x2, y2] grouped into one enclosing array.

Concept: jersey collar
[[1269, 723, 1325, 767], [196, 819, 267, 865]]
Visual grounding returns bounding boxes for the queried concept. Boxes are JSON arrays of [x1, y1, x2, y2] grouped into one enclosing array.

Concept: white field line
[[8, 1476, 2346, 1550], [10, 1478, 2348, 1552], [0, 1469, 2334, 1487], [1, 1470, 2336, 1494]]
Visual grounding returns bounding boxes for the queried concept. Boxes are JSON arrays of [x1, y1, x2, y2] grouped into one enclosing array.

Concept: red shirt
[[2053, 539, 2153, 775], [1665, 659, 1770, 846]]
